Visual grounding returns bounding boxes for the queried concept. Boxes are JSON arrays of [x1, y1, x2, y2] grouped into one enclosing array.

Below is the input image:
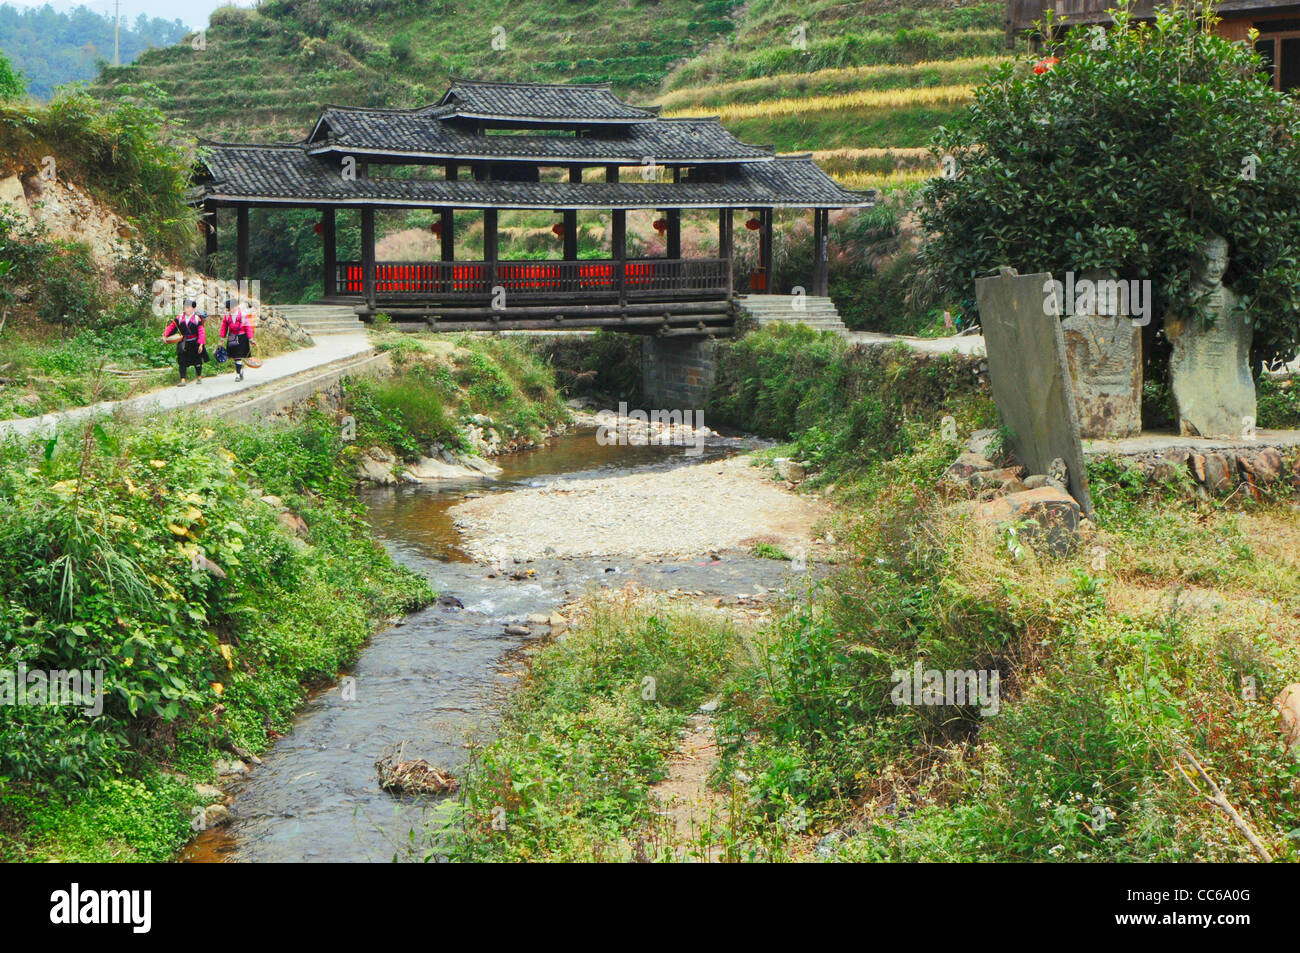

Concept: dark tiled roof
[[306, 105, 770, 163], [196, 143, 872, 209], [437, 80, 657, 123]]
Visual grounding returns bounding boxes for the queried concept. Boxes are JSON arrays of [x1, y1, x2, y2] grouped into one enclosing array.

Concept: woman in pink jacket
[[162, 299, 207, 386], [219, 299, 255, 381]]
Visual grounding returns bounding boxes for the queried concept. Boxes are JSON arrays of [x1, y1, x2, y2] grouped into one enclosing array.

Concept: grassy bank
[[357, 332, 571, 457], [0, 333, 569, 861], [708, 324, 991, 480], [0, 410, 432, 860]]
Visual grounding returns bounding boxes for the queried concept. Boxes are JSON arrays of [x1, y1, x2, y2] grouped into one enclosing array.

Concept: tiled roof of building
[[306, 105, 771, 163], [196, 142, 872, 209], [436, 79, 658, 123]]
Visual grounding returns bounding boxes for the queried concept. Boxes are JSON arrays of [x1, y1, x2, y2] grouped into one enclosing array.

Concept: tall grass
[[664, 83, 975, 122]]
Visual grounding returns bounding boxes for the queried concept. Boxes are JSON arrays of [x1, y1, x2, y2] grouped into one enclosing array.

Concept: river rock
[[279, 510, 309, 537], [202, 804, 233, 827], [503, 624, 531, 637], [773, 458, 806, 482], [358, 457, 397, 485], [966, 429, 997, 456], [461, 455, 503, 477], [970, 486, 1082, 556], [525, 613, 551, 626], [194, 783, 224, 800], [259, 494, 284, 509], [214, 758, 247, 776], [944, 451, 996, 484], [1061, 311, 1142, 438], [969, 465, 1026, 491]]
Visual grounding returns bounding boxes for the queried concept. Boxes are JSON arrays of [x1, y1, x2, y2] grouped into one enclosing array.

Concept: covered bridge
[[191, 79, 872, 335]]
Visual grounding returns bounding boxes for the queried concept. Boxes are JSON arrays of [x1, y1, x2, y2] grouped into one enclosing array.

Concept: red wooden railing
[[337, 258, 729, 298]]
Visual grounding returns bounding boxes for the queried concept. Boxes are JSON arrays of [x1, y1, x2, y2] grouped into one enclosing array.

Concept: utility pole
[[113, 0, 120, 66]]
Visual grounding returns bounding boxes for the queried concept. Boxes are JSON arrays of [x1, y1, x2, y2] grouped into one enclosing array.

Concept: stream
[[182, 430, 806, 862]]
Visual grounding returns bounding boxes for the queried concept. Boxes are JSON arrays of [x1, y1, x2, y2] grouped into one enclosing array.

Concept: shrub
[[919, 0, 1300, 369], [0, 48, 23, 101]]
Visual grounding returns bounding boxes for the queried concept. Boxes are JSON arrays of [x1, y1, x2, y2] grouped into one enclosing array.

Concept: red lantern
[[552, 222, 565, 239], [312, 220, 323, 236], [653, 218, 668, 234], [745, 217, 762, 231], [1033, 56, 1059, 75], [431, 220, 442, 236]]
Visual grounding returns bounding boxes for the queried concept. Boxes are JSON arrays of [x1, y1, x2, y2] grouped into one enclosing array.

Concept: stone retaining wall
[[640, 336, 717, 410], [1091, 443, 1300, 497]]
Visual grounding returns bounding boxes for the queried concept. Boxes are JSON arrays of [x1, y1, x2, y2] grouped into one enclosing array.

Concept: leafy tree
[[919, 0, 1300, 369], [0, 45, 22, 100]]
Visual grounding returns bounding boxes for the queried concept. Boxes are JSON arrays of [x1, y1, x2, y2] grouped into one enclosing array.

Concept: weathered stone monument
[[974, 268, 1093, 516], [1165, 235, 1256, 439], [1061, 269, 1143, 438]]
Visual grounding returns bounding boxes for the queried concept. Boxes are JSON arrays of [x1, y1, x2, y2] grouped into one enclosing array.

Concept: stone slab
[[1166, 306, 1255, 439], [975, 270, 1093, 516], [1061, 312, 1142, 438]]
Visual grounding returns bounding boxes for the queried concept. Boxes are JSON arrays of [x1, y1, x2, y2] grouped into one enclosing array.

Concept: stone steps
[[272, 304, 367, 336], [735, 294, 849, 335]]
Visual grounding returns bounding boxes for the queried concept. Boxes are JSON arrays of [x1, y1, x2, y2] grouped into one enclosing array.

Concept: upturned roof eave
[[300, 143, 775, 164], [194, 191, 874, 210]]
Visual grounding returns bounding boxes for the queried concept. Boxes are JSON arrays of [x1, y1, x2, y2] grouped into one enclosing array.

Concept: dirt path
[[449, 453, 831, 561], [650, 713, 729, 862]]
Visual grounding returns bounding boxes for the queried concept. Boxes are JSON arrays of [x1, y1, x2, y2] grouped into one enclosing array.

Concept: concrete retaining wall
[[210, 351, 392, 424]]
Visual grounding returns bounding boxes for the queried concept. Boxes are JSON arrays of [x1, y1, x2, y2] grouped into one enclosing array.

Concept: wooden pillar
[[361, 206, 376, 308], [440, 208, 455, 261], [666, 208, 681, 260], [203, 203, 218, 266], [321, 207, 336, 297], [719, 208, 733, 297], [235, 206, 249, 282], [446, 164, 458, 181], [812, 208, 828, 297], [612, 209, 626, 305], [760, 208, 774, 286], [563, 210, 578, 260], [484, 208, 499, 294], [606, 165, 619, 183], [569, 166, 583, 183]]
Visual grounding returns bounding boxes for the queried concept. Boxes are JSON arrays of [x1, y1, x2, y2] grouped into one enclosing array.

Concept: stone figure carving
[[1061, 268, 1143, 438], [1164, 235, 1255, 439]]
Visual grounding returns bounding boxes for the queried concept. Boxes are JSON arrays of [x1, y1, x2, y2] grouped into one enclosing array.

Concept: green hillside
[[89, 0, 1005, 151], [90, 0, 745, 141]]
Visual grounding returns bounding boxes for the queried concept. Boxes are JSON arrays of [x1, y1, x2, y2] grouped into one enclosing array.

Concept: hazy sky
[[4, 0, 243, 30]]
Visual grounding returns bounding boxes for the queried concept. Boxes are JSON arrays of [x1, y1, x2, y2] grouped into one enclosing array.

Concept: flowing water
[[183, 430, 804, 863]]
